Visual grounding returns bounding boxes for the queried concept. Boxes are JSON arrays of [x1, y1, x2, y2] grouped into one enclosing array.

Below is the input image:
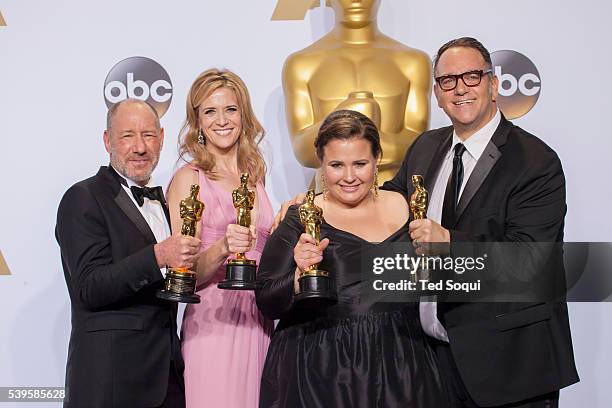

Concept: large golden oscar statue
[[282, 0, 432, 184]]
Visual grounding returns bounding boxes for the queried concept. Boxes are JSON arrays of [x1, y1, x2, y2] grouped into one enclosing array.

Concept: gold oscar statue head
[[282, 0, 432, 186], [330, 0, 380, 27], [305, 188, 315, 202], [409, 175, 428, 220], [411, 174, 423, 187]]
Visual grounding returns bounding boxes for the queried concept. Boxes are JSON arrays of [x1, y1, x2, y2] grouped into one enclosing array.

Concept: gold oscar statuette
[[409, 175, 430, 283], [157, 184, 203, 304], [410, 175, 428, 220], [295, 189, 336, 302], [218, 173, 259, 290]]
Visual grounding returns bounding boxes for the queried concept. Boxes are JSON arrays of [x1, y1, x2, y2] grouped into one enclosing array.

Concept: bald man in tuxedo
[[56, 99, 200, 408]]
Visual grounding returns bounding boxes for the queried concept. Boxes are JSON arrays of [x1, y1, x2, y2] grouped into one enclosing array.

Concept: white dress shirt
[[113, 166, 171, 278], [420, 110, 501, 341]]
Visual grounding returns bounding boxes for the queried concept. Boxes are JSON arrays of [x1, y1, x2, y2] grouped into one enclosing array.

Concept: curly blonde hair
[[179, 68, 266, 182]]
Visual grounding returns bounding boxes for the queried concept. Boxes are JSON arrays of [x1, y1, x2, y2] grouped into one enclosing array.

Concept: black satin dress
[[256, 206, 447, 408]]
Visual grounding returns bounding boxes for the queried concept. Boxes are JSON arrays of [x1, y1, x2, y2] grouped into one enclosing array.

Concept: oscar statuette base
[[157, 268, 200, 304], [218, 259, 259, 290], [295, 271, 337, 303]]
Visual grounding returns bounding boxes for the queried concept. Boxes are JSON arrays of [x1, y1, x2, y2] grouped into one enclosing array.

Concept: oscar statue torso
[[283, 0, 432, 184]]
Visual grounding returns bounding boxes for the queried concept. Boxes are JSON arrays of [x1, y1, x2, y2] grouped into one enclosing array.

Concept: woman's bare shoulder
[[167, 165, 199, 197], [378, 190, 409, 217]]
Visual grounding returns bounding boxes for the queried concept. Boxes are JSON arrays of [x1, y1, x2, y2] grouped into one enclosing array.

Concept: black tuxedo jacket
[[383, 115, 579, 406], [56, 166, 183, 408]]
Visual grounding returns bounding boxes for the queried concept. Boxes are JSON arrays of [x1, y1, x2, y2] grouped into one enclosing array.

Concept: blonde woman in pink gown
[[166, 68, 273, 408]]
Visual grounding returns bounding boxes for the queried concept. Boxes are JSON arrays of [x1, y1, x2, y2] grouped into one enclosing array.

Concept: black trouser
[[432, 339, 559, 408], [156, 360, 185, 408]]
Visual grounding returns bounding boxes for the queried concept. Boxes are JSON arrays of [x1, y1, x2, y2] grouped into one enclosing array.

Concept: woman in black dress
[[256, 110, 446, 407]]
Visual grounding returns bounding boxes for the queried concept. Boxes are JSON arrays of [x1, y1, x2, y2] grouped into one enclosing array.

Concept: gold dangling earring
[[372, 166, 379, 198], [197, 129, 206, 145], [321, 171, 327, 200]]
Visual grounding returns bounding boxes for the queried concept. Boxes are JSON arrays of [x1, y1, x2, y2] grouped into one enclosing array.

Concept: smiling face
[[434, 46, 499, 139], [198, 87, 242, 155], [322, 136, 378, 207], [104, 101, 164, 186]]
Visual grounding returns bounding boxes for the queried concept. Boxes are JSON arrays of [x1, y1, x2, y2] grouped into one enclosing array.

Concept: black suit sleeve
[[256, 206, 304, 320], [56, 184, 162, 311], [381, 139, 412, 196], [505, 153, 566, 243]]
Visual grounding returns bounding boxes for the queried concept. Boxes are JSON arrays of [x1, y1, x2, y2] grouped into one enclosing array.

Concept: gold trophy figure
[[409, 175, 430, 283], [157, 184, 203, 303], [295, 190, 336, 302], [410, 175, 428, 220], [282, 0, 432, 186], [218, 173, 259, 290]]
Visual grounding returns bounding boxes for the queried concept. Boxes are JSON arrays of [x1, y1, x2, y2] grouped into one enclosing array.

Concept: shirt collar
[[451, 110, 501, 161]]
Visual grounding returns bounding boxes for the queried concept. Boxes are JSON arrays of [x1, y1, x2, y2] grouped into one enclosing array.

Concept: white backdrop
[[1, 1, 611, 406]]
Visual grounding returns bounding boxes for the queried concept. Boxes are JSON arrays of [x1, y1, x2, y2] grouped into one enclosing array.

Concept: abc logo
[[103, 56, 173, 117], [491, 50, 541, 119]]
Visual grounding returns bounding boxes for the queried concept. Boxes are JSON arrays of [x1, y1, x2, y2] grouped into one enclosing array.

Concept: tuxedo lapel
[[454, 116, 512, 223], [114, 189, 157, 243], [98, 167, 157, 243], [161, 200, 171, 232], [454, 141, 500, 222]]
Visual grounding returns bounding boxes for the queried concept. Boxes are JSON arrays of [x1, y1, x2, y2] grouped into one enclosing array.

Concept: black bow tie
[[130, 185, 165, 207]]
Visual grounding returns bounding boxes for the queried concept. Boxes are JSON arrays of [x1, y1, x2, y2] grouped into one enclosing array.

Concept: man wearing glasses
[[383, 37, 578, 407]]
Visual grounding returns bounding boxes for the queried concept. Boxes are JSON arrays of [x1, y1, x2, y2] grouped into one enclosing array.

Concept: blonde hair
[[179, 68, 266, 182]]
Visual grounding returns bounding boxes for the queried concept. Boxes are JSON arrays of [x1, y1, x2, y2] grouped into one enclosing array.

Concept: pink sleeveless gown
[[180, 165, 274, 408]]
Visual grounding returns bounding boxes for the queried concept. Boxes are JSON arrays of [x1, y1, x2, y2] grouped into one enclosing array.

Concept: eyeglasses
[[435, 69, 493, 91]]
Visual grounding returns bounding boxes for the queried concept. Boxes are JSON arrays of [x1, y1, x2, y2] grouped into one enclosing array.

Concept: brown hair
[[179, 68, 266, 182], [314, 110, 382, 161], [433, 37, 492, 75]]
